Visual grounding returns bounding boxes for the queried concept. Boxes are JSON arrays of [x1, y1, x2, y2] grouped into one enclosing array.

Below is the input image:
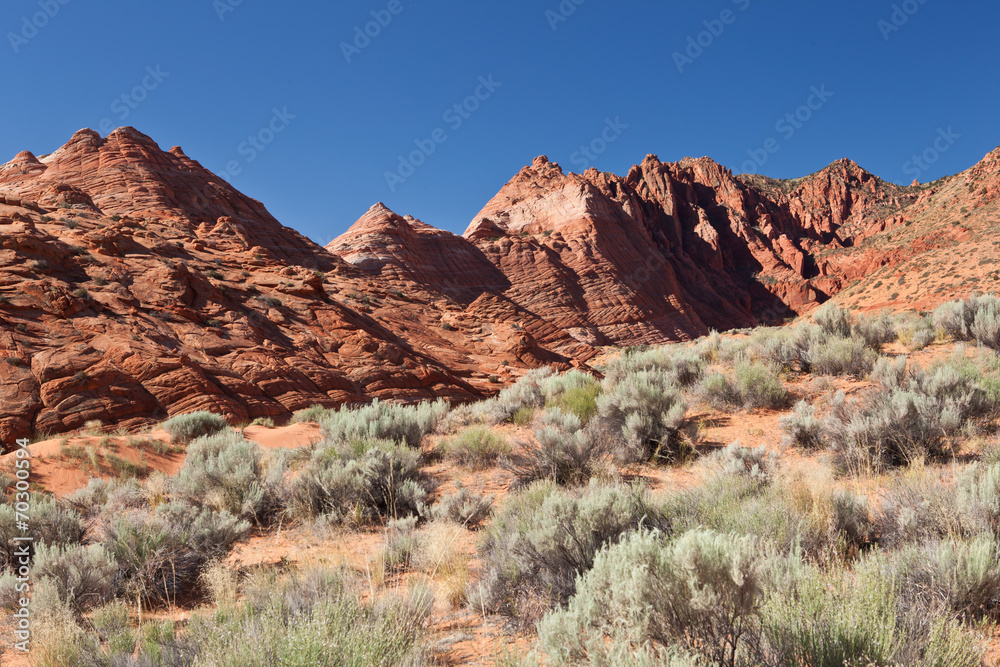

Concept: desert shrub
[[476, 367, 558, 423], [603, 346, 705, 387], [663, 462, 873, 562], [431, 483, 492, 528], [249, 416, 275, 428], [933, 294, 1000, 341], [188, 566, 430, 666], [100, 502, 249, 605], [596, 368, 687, 462], [64, 477, 146, 518], [761, 556, 983, 667], [539, 528, 799, 667], [825, 362, 992, 473], [319, 398, 448, 448], [0, 496, 84, 569], [744, 325, 813, 372], [701, 360, 789, 411], [509, 407, 606, 485], [894, 311, 938, 350], [932, 293, 1000, 350], [853, 310, 898, 351], [44, 566, 430, 666], [780, 399, 824, 449], [956, 461, 1000, 534], [440, 398, 509, 429], [540, 369, 595, 400], [472, 481, 657, 626], [438, 426, 511, 468], [161, 410, 227, 443], [806, 334, 878, 377], [289, 404, 329, 424], [378, 517, 421, 574], [891, 535, 1000, 620], [937, 346, 1000, 408], [876, 467, 976, 548], [172, 429, 281, 523], [547, 374, 601, 423], [31, 542, 117, 612], [814, 302, 854, 338], [285, 438, 428, 523], [909, 325, 937, 351], [710, 441, 777, 485]]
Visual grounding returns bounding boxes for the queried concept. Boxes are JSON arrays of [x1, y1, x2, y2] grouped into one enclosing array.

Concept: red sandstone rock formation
[[1, 126, 997, 443]]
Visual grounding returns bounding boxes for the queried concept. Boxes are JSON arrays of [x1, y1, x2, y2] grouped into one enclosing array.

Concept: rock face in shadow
[[1, 126, 997, 443]]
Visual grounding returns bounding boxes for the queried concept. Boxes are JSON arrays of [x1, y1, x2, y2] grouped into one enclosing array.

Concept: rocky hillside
[[1, 127, 997, 443]]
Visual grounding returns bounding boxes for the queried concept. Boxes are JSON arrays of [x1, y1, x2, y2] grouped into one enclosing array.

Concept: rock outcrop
[[1, 126, 997, 444]]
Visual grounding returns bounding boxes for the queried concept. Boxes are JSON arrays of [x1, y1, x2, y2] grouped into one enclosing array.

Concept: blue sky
[[1, 0, 996, 243]]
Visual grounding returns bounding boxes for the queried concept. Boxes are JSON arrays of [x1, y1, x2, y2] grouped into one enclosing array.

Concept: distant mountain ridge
[[0, 126, 997, 443]]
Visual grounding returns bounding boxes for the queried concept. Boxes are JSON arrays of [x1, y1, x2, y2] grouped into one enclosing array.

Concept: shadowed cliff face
[[1, 126, 998, 442]]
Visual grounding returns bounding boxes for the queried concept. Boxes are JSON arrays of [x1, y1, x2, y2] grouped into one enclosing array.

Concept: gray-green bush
[[34, 565, 431, 667], [431, 483, 492, 529], [0, 495, 84, 569], [539, 528, 799, 667], [286, 438, 429, 523], [100, 503, 249, 605], [596, 368, 687, 462], [472, 481, 657, 626], [701, 360, 789, 411], [318, 398, 449, 448], [761, 556, 983, 667], [161, 410, 227, 443], [780, 400, 824, 449], [510, 408, 605, 485], [31, 542, 117, 612], [172, 429, 281, 523]]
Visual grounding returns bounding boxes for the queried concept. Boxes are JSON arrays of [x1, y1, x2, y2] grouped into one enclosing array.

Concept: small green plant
[[71, 288, 89, 299], [438, 426, 511, 468], [441, 322, 456, 331]]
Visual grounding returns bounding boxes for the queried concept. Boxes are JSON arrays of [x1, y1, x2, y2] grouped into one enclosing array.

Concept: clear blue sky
[[1, 0, 997, 243]]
